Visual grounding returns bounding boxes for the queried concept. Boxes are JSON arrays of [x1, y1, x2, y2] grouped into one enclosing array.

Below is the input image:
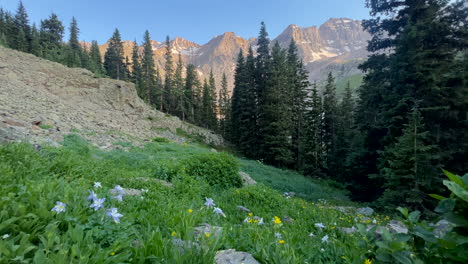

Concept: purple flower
[[204, 197, 215, 208], [51, 201, 66, 214], [106, 208, 123, 223], [90, 197, 106, 211], [87, 190, 97, 201], [213, 207, 226, 217], [111, 185, 125, 194], [113, 194, 123, 202]]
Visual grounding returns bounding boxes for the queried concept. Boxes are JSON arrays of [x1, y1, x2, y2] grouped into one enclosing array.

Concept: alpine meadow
[[0, 0, 467, 263]]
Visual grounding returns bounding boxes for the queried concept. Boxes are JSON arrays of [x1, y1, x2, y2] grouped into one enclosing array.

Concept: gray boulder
[[388, 220, 408, 234], [239, 171, 256, 186], [214, 249, 260, 264], [357, 207, 374, 216]]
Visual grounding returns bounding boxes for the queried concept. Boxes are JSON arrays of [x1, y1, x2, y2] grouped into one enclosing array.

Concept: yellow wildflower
[[279, 240, 285, 244], [205, 232, 211, 238], [364, 259, 372, 264], [341, 256, 346, 259], [248, 213, 253, 217], [188, 209, 193, 213], [274, 216, 282, 224], [171, 231, 177, 236], [110, 252, 116, 256]]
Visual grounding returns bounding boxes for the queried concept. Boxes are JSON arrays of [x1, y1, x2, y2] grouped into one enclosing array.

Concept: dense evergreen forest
[[1, 0, 466, 214]]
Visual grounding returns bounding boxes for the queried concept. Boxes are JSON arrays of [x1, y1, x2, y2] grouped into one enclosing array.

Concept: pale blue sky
[[0, 0, 370, 44]]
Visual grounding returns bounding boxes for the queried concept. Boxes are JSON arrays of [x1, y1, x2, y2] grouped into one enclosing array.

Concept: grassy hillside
[[0, 135, 389, 263], [336, 74, 363, 96]]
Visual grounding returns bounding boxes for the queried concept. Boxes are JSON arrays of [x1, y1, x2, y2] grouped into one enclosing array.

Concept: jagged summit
[[93, 18, 370, 92]]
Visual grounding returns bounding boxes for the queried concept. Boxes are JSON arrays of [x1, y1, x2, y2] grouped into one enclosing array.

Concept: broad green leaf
[[443, 170, 463, 187], [443, 180, 468, 202], [397, 207, 409, 218], [409, 211, 420, 222], [435, 198, 455, 213]]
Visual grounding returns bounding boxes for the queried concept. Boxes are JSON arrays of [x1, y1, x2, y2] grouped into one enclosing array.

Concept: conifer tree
[[66, 17, 82, 67], [89, 40, 104, 75], [131, 40, 142, 96], [0, 8, 10, 46], [141, 30, 156, 105], [13, 1, 30, 52], [184, 64, 199, 123], [104, 29, 125, 80], [261, 42, 293, 167], [380, 107, 440, 212], [39, 13, 64, 62], [335, 81, 355, 178], [218, 73, 230, 137], [229, 50, 245, 145], [163, 36, 174, 113], [207, 70, 219, 131], [202, 78, 212, 128], [30, 23, 41, 56], [173, 54, 185, 119], [287, 39, 309, 169], [303, 82, 324, 176], [322, 72, 338, 175]]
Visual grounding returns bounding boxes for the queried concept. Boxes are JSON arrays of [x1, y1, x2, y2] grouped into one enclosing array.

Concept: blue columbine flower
[[111, 185, 125, 194], [113, 194, 123, 202], [94, 182, 102, 188], [106, 208, 123, 223], [51, 201, 66, 214], [204, 198, 215, 208], [213, 207, 226, 217], [90, 197, 106, 211], [87, 190, 97, 201]]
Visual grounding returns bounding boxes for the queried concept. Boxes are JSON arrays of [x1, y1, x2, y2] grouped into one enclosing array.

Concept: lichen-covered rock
[[239, 171, 256, 186], [357, 207, 374, 216], [214, 249, 260, 264]]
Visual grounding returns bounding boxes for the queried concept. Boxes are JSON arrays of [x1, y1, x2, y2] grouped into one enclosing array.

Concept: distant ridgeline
[[0, 0, 466, 213]]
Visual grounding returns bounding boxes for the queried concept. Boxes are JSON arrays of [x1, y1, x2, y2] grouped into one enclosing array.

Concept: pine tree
[[131, 40, 142, 96], [380, 107, 440, 212], [322, 72, 339, 175], [163, 36, 174, 113], [30, 23, 41, 56], [39, 13, 64, 62], [303, 82, 324, 176], [207, 70, 219, 131], [218, 73, 230, 137], [89, 40, 104, 75], [255, 22, 271, 158], [0, 8, 10, 46], [66, 17, 82, 67], [12, 1, 30, 52], [153, 67, 164, 111], [202, 79, 212, 128], [173, 54, 185, 119], [141, 30, 156, 105], [287, 39, 309, 169], [261, 42, 293, 167], [184, 64, 200, 123], [104, 29, 125, 80], [229, 50, 246, 145]]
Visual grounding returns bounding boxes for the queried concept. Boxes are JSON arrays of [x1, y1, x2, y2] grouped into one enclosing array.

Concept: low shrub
[[180, 152, 241, 188]]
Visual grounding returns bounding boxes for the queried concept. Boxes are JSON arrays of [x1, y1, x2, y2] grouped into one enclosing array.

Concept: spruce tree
[[163, 36, 174, 113], [104, 29, 125, 80], [303, 82, 324, 176], [131, 40, 143, 97], [89, 40, 104, 75], [0, 9, 10, 46], [287, 39, 309, 169], [218, 73, 230, 137], [380, 107, 440, 212], [322, 72, 339, 175], [229, 50, 246, 145], [173, 54, 185, 119], [208, 70, 219, 131], [261, 42, 293, 167], [30, 23, 41, 56], [202, 79, 212, 128], [141, 30, 156, 105], [335, 81, 355, 178], [66, 17, 82, 67], [13, 1, 30, 52], [39, 13, 64, 62], [184, 64, 199, 123]]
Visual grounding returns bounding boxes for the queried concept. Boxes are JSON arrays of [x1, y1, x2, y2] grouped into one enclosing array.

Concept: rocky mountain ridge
[[94, 18, 370, 92], [0, 46, 223, 147]]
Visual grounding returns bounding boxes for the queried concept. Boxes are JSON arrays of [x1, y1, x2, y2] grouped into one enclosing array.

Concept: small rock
[[331, 206, 355, 214], [237, 206, 251, 213], [135, 177, 173, 188], [210, 148, 217, 152], [110, 188, 142, 196], [339, 226, 357, 234], [388, 220, 408, 234], [214, 249, 260, 264], [194, 223, 222, 238], [282, 216, 294, 224], [357, 207, 374, 216], [239, 171, 256, 186], [3, 119, 26, 127]]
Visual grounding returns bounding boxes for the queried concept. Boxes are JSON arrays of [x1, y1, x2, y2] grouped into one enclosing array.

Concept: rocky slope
[[95, 18, 370, 93], [0, 46, 223, 147]]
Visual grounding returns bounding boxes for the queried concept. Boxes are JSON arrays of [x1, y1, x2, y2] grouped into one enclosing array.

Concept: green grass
[[0, 135, 386, 263], [39, 124, 54, 130], [336, 74, 363, 96]]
